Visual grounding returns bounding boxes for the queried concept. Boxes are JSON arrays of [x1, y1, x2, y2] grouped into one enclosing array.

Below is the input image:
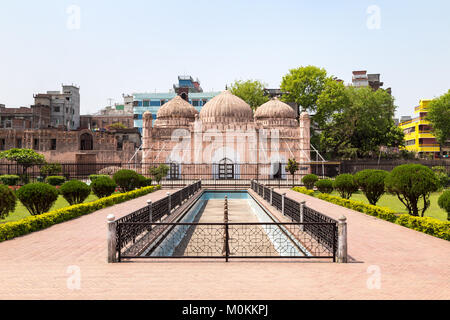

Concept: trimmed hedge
[[302, 174, 318, 190], [333, 174, 358, 199], [91, 176, 116, 198], [438, 190, 450, 221], [0, 184, 16, 219], [45, 176, 66, 186], [89, 174, 110, 182], [113, 169, 140, 192], [315, 179, 334, 194], [292, 187, 450, 241], [0, 185, 161, 242], [16, 183, 59, 216], [0, 175, 20, 186], [59, 180, 91, 205]]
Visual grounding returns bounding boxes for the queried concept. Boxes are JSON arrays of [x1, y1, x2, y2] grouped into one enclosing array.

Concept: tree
[[385, 164, 440, 217], [280, 66, 328, 113], [0, 184, 16, 220], [438, 190, 450, 221], [285, 159, 299, 187], [0, 149, 45, 182], [229, 79, 269, 110], [333, 174, 358, 199], [149, 164, 170, 184], [16, 183, 59, 216], [427, 90, 450, 158], [40, 163, 62, 178], [107, 122, 127, 130], [318, 87, 403, 159], [354, 169, 389, 205]]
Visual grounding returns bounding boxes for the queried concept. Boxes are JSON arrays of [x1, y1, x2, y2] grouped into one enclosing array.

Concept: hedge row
[[0, 185, 161, 243], [292, 187, 450, 241]]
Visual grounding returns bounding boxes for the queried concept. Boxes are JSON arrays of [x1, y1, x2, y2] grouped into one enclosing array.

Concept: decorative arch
[[80, 133, 93, 151]]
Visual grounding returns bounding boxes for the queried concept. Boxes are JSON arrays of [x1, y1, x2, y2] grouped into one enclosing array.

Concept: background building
[[351, 70, 391, 94], [399, 99, 442, 158], [133, 76, 220, 131]]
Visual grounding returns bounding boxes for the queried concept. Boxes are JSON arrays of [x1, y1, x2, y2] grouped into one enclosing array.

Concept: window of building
[[143, 100, 150, 107], [16, 138, 22, 148], [150, 101, 161, 107], [66, 107, 69, 113], [405, 139, 416, 146], [202, 99, 208, 106], [33, 139, 39, 150], [50, 139, 57, 150], [161, 100, 167, 105], [0, 139, 5, 150], [80, 133, 93, 151], [53, 106, 60, 113], [192, 100, 200, 107], [133, 114, 139, 120]]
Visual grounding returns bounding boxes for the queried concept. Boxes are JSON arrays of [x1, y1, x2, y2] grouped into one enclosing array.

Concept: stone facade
[[0, 105, 51, 130], [142, 91, 311, 179]]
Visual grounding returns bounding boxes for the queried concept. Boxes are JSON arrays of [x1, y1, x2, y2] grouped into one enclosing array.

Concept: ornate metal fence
[[250, 180, 338, 257], [115, 181, 201, 256], [117, 222, 336, 262]]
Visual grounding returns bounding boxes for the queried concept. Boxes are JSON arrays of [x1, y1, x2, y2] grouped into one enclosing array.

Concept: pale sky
[[0, 0, 449, 118]]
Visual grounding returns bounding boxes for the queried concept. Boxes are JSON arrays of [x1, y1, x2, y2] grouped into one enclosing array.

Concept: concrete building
[[0, 104, 51, 131], [133, 76, 221, 131], [398, 99, 446, 158], [142, 91, 311, 179], [33, 85, 80, 130], [351, 71, 390, 93]]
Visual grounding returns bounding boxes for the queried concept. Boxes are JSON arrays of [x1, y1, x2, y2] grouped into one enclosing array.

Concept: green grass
[[1, 194, 99, 224], [331, 191, 447, 221]]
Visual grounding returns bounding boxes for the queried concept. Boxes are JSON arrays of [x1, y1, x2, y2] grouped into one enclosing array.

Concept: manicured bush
[[385, 164, 440, 217], [89, 174, 110, 182], [354, 169, 389, 205], [333, 174, 358, 199], [113, 169, 140, 192], [0, 184, 16, 220], [40, 163, 62, 178], [149, 164, 170, 184], [438, 190, 450, 221], [315, 179, 334, 194], [302, 174, 318, 190], [16, 183, 59, 216], [0, 175, 20, 186], [90, 176, 116, 199], [137, 174, 152, 187], [59, 180, 91, 205], [0, 185, 161, 242], [45, 176, 66, 186]]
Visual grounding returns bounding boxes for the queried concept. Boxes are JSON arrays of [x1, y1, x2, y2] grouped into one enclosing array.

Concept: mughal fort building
[[142, 90, 311, 179]]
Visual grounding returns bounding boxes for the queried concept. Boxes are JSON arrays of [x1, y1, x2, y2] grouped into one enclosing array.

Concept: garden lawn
[[1, 194, 99, 223], [333, 191, 447, 221]]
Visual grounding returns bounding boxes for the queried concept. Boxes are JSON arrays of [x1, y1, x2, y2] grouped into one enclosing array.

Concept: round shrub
[[385, 164, 439, 217], [138, 174, 152, 187], [45, 176, 66, 186], [302, 174, 318, 190], [89, 174, 110, 182], [91, 176, 116, 199], [113, 169, 140, 192], [59, 180, 91, 205], [0, 175, 20, 186], [315, 179, 334, 194], [333, 174, 358, 199], [354, 169, 389, 205], [16, 183, 59, 216], [0, 184, 17, 219], [438, 190, 450, 221]]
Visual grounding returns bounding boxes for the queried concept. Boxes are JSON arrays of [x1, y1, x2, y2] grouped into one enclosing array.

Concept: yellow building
[[399, 99, 441, 158]]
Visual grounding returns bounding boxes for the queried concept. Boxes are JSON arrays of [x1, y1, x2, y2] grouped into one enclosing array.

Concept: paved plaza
[[0, 188, 449, 300]]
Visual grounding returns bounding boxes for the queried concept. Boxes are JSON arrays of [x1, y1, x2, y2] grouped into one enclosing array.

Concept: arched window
[[218, 158, 234, 180], [80, 133, 93, 151]]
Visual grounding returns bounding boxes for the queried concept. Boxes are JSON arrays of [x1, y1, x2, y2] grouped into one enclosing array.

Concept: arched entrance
[[80, 133, 93, 151], [218, 158, 234, 180]]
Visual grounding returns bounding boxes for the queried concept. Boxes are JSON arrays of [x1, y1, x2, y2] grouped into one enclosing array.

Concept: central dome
[[200, 90, 253, 123], [254, 98, 297, 119]]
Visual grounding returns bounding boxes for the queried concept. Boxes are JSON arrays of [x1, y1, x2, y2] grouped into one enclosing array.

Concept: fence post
[[107, 214, 117, 263], [270, 187, 273, 205], [167, 192, 171, 212], [262, 184, 265, 199], [147, 200, 153, 231], [299, 201, 305, 231], [282, 192, 286, 215], [337, 216, 348, 263]]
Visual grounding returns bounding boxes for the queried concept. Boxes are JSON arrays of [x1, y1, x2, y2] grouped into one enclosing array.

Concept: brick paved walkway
[[0, 188, 448, 300]]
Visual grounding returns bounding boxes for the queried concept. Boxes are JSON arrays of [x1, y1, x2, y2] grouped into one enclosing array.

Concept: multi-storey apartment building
[[133, 76, 220, 131], [399, 99, 442, 158]]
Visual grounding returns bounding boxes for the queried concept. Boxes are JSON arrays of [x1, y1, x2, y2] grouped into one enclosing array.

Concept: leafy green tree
[[385, 164, 440, 217], [149, 164, 170, 184], [0, 149, 45, 183], [438, 190, 450, 221], [333, 174, 358, 199], [280, 66, 328, 113], [0, 184, 16, 220], [285, 159, 299, 187], [427, 90, 450, 157], [302, 174, 318, 190], [40, 163, 62, 178], [229, 79, 269, 110], [16, 183, 59, 216], [59, 180, 91, 205], [318, 87, 402, 159]]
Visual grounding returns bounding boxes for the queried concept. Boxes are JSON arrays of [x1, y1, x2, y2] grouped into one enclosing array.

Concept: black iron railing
[[115, 181, 201, 255], [251, 180, 338, 256], [117, 222, 336, 262]]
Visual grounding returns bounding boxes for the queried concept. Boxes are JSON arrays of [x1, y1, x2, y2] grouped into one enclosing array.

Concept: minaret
[[142, 111, 153, 162], [299, 112, 310, 163]]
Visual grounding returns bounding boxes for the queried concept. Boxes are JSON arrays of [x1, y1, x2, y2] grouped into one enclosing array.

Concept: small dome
[[156, 95, 198, 120], [200, 90, 253, 123], [254, 98, 297, 119]]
